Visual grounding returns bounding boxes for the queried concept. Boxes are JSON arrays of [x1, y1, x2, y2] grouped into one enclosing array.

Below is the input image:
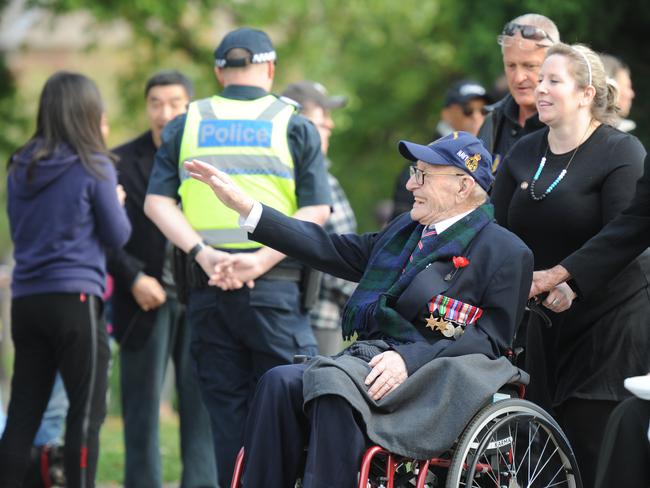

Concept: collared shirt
[[430, 209, 473, 235], [478, 94, 545, 173]]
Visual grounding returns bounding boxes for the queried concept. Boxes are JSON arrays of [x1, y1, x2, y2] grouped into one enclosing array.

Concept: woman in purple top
[[0, 71, 131, 488]]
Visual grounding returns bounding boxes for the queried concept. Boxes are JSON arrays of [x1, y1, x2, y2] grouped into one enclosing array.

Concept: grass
[[97, 414, 182, 485], [97, 349, 182, 485]]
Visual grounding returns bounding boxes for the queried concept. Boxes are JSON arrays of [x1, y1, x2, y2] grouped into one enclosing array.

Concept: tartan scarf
[[342, 204, 494, 343]]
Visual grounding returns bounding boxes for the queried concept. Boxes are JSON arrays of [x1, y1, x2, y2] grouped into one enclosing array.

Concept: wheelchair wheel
[[445, 399, 582, 488]]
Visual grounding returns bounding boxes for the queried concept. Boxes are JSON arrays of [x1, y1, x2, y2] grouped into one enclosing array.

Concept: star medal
[[425, 314, 438, 331]]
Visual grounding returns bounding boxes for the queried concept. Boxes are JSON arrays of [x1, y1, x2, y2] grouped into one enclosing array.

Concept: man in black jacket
[[108, 71, 216, 488], [478, 13, 559, 172]]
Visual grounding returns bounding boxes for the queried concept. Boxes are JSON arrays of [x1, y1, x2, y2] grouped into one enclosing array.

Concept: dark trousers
[[120, 297, 216, 488], [555, 398, 619, 488], [595, 397, 650, 488], [0, 293, 110, 488], [242, 364, 367, 488], [187, 281, 318, 488]]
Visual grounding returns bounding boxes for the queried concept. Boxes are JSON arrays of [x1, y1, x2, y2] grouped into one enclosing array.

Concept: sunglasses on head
[[498, 22, 554, 49]]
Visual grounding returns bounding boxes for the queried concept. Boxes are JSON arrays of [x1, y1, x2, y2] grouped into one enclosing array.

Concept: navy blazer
[[251, 205, 534, 374]]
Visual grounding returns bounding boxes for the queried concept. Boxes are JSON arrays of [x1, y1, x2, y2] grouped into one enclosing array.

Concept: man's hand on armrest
[[530, 265, 571, 298]]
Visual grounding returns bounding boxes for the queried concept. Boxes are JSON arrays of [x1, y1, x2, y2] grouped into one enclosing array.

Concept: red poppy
[[452, 256, 470, 269]]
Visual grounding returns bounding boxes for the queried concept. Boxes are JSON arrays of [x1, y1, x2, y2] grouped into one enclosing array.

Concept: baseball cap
[[398, 131, 494, 192], [444, 80, 490, 107], [281, 81, 348, 110], [214, 28, 276, 68]]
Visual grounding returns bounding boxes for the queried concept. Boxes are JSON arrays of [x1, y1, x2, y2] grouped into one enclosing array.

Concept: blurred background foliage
[[0, 0, 648, 247]]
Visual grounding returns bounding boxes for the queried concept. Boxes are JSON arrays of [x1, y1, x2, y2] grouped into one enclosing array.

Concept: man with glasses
[[479, 13, 560, 172], [281, 80, 357, 356], [183, 131, 533, 487], [393, 79, 490, 218]]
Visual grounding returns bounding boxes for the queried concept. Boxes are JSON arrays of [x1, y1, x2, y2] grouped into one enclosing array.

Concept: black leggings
[[0, 293, 110, 488]]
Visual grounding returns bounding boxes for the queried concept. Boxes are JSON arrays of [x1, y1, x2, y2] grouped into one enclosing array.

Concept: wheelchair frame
[[231, 393, 582, 488]]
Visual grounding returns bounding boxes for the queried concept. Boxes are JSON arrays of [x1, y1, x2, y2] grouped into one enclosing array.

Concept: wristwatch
[[188, 241, 206, 261]]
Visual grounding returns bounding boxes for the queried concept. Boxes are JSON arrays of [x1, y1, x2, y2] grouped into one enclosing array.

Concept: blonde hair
[[546, 43, 619, 125]]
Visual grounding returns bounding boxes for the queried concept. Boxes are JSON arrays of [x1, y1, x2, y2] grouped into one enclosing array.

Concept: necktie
[[404, 226, 438, 273]]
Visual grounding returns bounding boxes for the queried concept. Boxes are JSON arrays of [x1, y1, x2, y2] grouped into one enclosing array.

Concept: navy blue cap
[[398, 131, 494, 192], [214, 28, 276, 68], [444, 79, 490, 107]]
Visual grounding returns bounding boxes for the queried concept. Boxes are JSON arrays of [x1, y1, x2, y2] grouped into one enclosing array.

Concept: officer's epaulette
[[277, 95, 301, 111]]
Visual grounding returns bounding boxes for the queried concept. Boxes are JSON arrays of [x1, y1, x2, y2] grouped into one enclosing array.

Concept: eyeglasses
[[461, 105, 488, 117], [408, 166, 465, 186], [497, 22, 554, 50]]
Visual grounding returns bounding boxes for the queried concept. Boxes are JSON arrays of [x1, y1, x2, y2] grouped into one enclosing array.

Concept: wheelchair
[[231, 389, 582, 488], [231, 305, 582, 487]]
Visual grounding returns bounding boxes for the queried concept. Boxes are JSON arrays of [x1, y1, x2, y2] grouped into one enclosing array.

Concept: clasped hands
[[195, 247, 259, 291]]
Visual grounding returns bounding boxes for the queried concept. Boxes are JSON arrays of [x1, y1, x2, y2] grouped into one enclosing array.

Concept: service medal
[[441, 321, 455, 337], [453, 325, 464, 339]]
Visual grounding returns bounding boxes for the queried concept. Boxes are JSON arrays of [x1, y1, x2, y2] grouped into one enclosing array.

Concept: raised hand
[[184, 159, 255, 216]]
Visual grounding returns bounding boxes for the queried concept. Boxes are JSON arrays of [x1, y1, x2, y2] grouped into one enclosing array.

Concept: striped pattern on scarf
[[342, 204, 494, 343]]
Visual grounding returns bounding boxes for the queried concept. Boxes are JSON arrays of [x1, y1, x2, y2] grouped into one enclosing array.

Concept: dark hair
[[9, 71, 115, 178], [144, 69, 194, 99]]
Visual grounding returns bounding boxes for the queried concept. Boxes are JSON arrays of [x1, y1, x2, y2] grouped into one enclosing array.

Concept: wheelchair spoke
[[446, 400, 581, 488]]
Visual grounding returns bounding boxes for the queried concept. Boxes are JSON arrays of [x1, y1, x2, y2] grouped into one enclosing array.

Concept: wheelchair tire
[[445, 398, 582, 488]]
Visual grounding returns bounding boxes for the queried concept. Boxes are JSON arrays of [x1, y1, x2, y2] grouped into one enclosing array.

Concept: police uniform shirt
[[147, 85, 332, 212]]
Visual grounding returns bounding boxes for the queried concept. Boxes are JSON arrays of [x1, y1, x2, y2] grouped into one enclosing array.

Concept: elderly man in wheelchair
[[184, 132, 582, 488]]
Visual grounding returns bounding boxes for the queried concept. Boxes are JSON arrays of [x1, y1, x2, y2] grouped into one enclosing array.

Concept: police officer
[[144, 27, 332, 487]]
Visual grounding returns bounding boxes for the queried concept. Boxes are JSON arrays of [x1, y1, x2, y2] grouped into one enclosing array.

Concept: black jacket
[[107, 131, 170, 349], [562, 153, 650, 297], [478, 94, 545, 172]]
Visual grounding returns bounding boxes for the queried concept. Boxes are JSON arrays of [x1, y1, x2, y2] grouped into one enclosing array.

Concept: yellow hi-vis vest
[[178, 95, 298, 249]]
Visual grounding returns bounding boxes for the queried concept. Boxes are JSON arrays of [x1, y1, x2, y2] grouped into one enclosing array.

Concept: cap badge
[[466, 153, 481, 172]]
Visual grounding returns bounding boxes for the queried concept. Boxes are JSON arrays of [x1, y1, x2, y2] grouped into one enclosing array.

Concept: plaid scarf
[[342, 204, 494, 343]]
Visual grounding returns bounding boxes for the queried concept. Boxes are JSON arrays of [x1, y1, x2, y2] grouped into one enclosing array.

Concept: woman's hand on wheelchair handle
[[541, 282, 576, 313], [365, 351, 408, 401]]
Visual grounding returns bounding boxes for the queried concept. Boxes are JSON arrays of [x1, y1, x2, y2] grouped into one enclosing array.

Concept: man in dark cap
[[144, 27, 332, 486], [281, 80, 356, 356], [392, 79, 490, 218], [184, 131, 533, 487]]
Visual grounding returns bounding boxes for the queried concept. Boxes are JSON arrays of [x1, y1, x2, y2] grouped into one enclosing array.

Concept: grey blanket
[[303, 342, 528, 459]]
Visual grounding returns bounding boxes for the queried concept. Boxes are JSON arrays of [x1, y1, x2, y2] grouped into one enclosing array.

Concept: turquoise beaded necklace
[[529, 122, 592, 201]]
